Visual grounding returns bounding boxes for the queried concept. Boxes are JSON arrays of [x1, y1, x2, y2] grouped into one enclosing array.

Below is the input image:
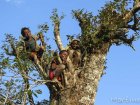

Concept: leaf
[[35, 89, 42, 94], [32, 91, 38, 98]]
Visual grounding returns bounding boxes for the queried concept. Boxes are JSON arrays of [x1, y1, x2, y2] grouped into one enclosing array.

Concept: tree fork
[[49, 44, 109, 105]]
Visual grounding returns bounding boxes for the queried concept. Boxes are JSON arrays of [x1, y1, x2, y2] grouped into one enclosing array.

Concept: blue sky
[[0, 0, 140, 105]]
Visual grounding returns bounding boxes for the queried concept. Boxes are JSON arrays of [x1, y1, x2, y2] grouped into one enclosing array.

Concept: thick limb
[[30, 52, 48, 79], [51, 10, 64, 51]]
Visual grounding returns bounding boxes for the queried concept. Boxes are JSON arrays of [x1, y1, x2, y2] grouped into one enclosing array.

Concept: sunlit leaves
[[38, 23, 49, 33], [50, 9, 65, 25], [72, 0, 139, 53]]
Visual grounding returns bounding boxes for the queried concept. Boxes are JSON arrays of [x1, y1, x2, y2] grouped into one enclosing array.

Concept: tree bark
[[49, 46, 108, 105]]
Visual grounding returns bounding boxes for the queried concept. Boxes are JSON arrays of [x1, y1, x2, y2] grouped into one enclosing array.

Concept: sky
[[0, 0, 140, 105]]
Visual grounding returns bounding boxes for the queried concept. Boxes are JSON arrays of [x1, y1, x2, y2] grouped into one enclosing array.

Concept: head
[[59, 50, 69, 62], [70, 39, 80, 50], [21, 27, 31, 40], [51, 59, 59, 70]]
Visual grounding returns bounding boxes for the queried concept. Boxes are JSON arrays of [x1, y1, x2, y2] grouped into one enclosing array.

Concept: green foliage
[[73, 0, 140, 53], [72, 9, 99, 53], [66, 35, 74, 42], [35, 89, 42, 94], [38, 23, 49, 33], [0, 34, 52, 104], [50, 9, 65, 25], [36, 100, 50, 105]]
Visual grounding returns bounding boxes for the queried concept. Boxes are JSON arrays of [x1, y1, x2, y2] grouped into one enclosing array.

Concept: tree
[[0, 0, 140, 105]]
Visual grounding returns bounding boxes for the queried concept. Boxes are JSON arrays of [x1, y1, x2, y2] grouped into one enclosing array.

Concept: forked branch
[[51, 9, 64, 51]]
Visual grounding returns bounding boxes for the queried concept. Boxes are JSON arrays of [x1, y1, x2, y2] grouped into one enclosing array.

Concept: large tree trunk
[[49, 49, 107, 105]]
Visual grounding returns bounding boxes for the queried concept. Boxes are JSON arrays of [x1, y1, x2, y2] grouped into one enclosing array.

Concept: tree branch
[[51, 9, 64, 51], [54, 22, 64, 51], [123, 1, 140, 22]]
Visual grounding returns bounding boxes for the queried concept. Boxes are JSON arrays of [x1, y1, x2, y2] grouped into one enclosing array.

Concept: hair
[[71, 39, 80, 42], [21, 27, 30, 36], [70, 39, 80, 45], [59, 50, 68, 55], [51, 59, 60, 65]]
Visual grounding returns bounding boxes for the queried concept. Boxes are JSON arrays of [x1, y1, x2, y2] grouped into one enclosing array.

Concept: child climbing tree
[[0, 0, 140, 105]]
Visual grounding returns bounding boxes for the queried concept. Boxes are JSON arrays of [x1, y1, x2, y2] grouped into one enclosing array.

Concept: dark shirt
[[25, 37, 36, 52]]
